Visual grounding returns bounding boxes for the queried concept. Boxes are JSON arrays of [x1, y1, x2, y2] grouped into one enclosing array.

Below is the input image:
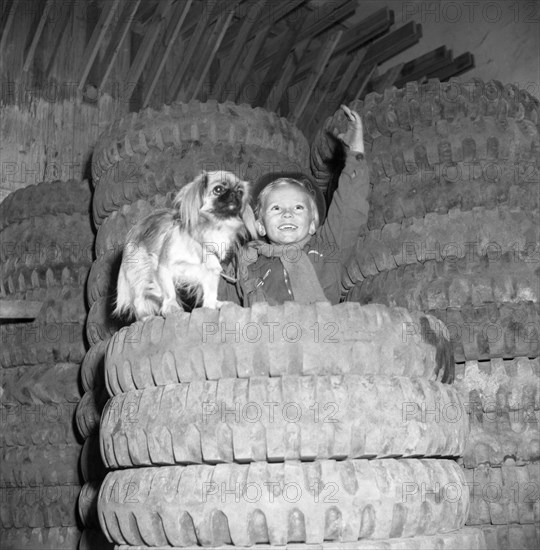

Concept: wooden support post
[[291, 30, 343, 123], [0, 300, 43, 320], [167, 0, 223, 103], [99, 0, 142, 90], [78, 0, 122, 90], [184, 1, 239, 102], [0, 0, 20, 54], [22, 0, 54, 72], [212, 0, 268, 102], [142, 0, 193, 107]]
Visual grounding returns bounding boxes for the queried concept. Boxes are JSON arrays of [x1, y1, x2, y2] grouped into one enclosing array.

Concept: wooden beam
[[231, 23, 272, 102], [292, 7, 394, 85], [0, 300, 43, 320], [22, 0, 54, 72], [99, 0, 142, 90], [142, 0, 193, 107], [78, 0, 122, 90], [291, 30, 343, 123], [253, 0, 356, 74], [253, 22, 300, 108], [214, 0, 308, 53], [44, 1, 73, 78], [426, 52, 475, 81], [331, 49, 367, 103], [184, 2, 239, 101], [124, 0, 174, 102], [212, 0, 268, 101], [348, 63, 378, 103], [0, 0, 20, 55], [299, 54, 343, 131], [167, 0, 226, 103], [364, 21, 422, 66], [264, 37, 311, 113], [371, 62, 405, 94]]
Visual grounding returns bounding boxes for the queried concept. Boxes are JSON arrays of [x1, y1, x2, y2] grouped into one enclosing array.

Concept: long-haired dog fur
[[115, 170, 257, 321]]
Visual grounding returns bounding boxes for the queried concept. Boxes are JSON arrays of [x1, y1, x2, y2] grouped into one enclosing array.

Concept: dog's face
[[200, 171, 249, 219]]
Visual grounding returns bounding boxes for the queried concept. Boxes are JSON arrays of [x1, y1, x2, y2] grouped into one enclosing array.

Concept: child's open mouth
[[278, 224, 298, 230]]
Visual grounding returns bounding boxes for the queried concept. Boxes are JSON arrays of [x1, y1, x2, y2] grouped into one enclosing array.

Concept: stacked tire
[[0, 180, 94, 549], [78, 101, 312, 546], [311, 79, 539, 549], [96, 301, 483, 548]]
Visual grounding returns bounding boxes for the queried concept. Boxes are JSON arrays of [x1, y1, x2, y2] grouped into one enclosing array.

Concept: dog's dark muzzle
[[215, 189, 243, 217]]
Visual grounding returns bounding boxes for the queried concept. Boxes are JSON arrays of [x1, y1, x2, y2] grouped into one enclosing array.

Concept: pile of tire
[[311, 78, 539, 550], [95, 301, 484, 548], [77, 101, 312, 547], [0, 179, 94, 549]]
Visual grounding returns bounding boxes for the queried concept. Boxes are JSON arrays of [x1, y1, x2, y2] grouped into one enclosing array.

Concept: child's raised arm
[[315, 105, 370, 265]]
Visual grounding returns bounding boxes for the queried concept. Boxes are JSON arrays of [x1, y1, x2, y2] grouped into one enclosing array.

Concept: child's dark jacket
[[219, 152, 370, 306]]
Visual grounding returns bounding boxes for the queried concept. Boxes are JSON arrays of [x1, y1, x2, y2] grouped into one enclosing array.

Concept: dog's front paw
[[161, 301, 183, 317], [215, 300, 234, 310]]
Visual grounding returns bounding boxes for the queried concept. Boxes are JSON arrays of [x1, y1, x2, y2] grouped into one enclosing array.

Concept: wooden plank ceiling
[[0, 0, 474, 140]]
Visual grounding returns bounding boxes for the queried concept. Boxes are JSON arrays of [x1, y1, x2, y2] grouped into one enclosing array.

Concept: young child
[[229, 105, 369, 306]]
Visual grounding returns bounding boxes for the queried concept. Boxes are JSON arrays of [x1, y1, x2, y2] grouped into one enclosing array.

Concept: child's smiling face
[[257, 183, 316, 245]]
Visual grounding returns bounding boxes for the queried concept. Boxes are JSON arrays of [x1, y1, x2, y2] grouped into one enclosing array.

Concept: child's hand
[[337, 105, 364, 155]]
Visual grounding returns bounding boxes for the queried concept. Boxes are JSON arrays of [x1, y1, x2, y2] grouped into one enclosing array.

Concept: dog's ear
[[241, 203, 259, 241], [174, 171, 207, 230]]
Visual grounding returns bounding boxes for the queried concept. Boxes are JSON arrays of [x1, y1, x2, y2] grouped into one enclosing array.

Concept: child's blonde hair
[[255, 178, 320, 229]]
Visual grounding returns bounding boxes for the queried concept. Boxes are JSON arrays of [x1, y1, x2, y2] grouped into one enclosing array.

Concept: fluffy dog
[[114, 170, 256, 321]]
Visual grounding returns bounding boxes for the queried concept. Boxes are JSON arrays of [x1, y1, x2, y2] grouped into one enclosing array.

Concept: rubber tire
[[0, 483, 80, 528], [0, 285, 88, 368], [79, 527, 114, 550], [342, 206, 539, 290], [0, 179, 92, 231], [463, 409, 539, 467], [86, 295, 125, 346], [80, 434, 108, 483], [1, 444, 82, 487], [104, 302, 455, 396], [1, 263, 91, 299], [0, 526, 81, 550], [114, 527, 488, 549], [454, 357, 540, 413], [92, 101, 310, 182], [0, 362, 82, 404], [91, 101, 309, 224], [81, 340, 108, 392], [100, 376, 468, 467], [349, 252, 539, 311], [1, 401, 80, 447], [78, 481, 100, 528], [97, 458, 468, 546], [75, 387, 108, 439], [310, 78, 540, 191], [348, 285, 539, 362], [479, 523, 539, 550], [0, 213, 94, 270], [85, 249, 120, 307], [464, 463, 539, 525]]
